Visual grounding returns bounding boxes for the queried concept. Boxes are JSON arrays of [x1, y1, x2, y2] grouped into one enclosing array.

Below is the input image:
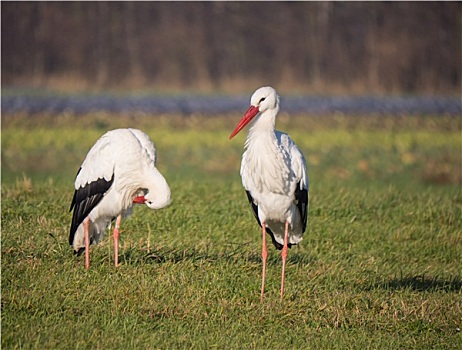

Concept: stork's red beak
[[133, 196, 146, 204], [229, 105, 260, 140]]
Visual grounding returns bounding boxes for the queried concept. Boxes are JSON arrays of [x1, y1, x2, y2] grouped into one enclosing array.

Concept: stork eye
[[259, 97, 266, 103]]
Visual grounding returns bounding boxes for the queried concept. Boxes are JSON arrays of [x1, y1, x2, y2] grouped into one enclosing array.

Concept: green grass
[[1, 113, 461, 349]]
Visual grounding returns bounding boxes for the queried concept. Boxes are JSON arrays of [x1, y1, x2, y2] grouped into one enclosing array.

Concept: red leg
[[280, 221, 290, 301], [260, 222, 268, 303], [113, 214, 122, 267], [84, 218, 90, 269]]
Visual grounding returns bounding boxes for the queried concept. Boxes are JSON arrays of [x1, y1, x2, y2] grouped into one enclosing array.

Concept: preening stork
[[229, 86, 309, 302], [69, 128, 171, 269]]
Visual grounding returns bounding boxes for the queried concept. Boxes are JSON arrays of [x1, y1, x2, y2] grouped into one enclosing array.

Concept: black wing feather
[[69, 171, 114, 245], [295, 181, 309, 233], [245, 190, 290, 250]]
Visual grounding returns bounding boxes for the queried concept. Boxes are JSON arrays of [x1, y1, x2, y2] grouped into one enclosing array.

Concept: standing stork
[[69, 128, 171, 269], [229, 86, 309, 302]]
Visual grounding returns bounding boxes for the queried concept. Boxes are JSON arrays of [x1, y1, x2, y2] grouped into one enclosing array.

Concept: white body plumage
[[241, 128, 308, 247]]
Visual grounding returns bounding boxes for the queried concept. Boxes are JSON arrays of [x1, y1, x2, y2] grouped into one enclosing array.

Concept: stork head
[[144, 188, 171, 210], [229, 86, 280, 140], [133, 170, 171, 210]]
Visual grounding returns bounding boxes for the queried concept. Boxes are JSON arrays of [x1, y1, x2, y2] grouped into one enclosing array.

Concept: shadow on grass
[[366, 274, 462, 293], [119, 245, 314, 268]]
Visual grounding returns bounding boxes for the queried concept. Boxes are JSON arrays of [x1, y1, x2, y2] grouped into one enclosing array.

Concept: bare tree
[[1, 2, 460, 94]]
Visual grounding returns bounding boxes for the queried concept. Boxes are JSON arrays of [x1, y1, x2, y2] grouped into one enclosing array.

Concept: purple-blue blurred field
[[2, 90, 460, 116]]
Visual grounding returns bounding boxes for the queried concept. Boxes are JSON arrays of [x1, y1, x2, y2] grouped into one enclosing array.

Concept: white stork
[[229, 86, 309, 302], [69, 128, 171, 269]]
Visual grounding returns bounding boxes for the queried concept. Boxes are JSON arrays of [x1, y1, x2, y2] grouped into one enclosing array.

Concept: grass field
[[2, 112, 461, 349]]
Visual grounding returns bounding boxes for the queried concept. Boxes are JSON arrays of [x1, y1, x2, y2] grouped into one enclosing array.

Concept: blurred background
[[2, 1, 461, 99], [2, 1, 460, 185]]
